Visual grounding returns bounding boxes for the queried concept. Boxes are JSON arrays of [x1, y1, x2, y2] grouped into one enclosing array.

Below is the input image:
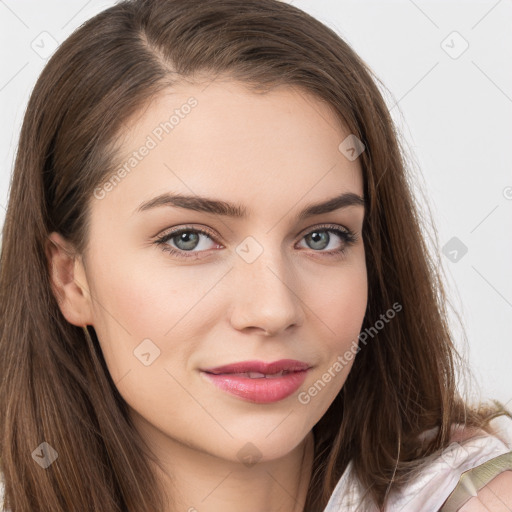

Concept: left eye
[[298, 228, 353, 252], [157, 228, 217, 254], [154, 224, 357, 259]]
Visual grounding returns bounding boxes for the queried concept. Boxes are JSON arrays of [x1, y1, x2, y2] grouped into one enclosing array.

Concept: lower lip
[[201, 370, 309, 403]]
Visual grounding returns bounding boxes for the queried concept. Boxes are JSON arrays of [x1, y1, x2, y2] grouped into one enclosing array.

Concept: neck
[[149, 430, 315, 512]]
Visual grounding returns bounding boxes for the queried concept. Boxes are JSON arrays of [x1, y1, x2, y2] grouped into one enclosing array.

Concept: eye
[[154, 225, 220, 260], [154, 223, 358, 260], [297, 224, 358, 259]]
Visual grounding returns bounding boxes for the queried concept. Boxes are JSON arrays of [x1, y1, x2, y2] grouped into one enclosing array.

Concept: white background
[[0, 0, 511, 406]]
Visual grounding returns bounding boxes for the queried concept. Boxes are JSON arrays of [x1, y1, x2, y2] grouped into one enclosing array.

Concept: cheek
[[85, 257, 207, 436], [85, 247, 233, 387], [309, 256, 368, 348], [84, 248, 186, 374], [88, 242, 209, 336], [330, 276, 368, 351], [296, 258, 367, 410]]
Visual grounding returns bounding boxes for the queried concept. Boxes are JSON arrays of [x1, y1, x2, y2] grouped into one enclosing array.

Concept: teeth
[[232, 370, 288, 378], [266, 370, 286, 378]]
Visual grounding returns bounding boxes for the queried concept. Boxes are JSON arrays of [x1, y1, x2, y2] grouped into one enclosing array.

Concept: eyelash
[[154, 223, 358, 260]]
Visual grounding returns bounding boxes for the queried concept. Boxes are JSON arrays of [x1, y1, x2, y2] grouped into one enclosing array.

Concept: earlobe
[[46, 231, 94, 327]]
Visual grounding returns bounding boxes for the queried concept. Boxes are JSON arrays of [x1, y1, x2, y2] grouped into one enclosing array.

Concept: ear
[[45, 231, 94, 327]]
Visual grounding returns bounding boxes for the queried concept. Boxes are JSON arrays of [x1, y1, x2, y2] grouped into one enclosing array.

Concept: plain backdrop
[[0, 0, 511, 406]]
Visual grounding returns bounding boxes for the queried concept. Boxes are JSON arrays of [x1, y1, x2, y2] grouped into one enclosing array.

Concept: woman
[[0, 0, 511, 510]]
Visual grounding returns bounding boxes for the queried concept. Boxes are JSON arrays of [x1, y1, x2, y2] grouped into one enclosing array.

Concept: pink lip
[[200, 359, 311, 404]]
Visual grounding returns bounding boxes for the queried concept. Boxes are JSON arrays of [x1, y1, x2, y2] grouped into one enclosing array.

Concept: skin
[[458, 471, 512, 511], [47, 79, 368, 511]]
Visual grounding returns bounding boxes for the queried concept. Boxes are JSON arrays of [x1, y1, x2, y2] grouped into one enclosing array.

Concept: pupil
[[309, 231, 328, 250], [177, 232, 199, 250]]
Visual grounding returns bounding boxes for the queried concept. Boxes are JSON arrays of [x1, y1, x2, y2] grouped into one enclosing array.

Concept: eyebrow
[[135, 191, 365, 220]]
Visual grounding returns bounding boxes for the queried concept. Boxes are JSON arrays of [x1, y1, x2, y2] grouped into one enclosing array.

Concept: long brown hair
[[0, 0, 509, 510]]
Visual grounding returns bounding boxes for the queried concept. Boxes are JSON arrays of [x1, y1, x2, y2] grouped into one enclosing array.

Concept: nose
[[228, 247, 305, 336]]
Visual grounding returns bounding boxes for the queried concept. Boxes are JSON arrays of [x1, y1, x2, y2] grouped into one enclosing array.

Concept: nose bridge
[[229, 235, 304, 334]]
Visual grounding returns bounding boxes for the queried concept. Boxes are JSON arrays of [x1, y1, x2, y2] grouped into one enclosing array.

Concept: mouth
[[200, 359, 311, 403]]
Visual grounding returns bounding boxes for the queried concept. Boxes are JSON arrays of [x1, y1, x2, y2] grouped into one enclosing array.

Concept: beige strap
[[440, 451, 512, 511]]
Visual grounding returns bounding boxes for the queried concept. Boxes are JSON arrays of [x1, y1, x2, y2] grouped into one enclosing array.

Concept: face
[[59, 79, 367, 465]]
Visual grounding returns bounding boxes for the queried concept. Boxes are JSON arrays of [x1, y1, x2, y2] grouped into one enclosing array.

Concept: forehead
[[92, 79, 364, 222]]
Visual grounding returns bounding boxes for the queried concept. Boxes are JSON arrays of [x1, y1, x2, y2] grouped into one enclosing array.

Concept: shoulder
[[323, 415, 512, 512], [441, 453, 512, 511], [431, 415, 512, 512], [438, 415, 512, 512], [457, 470, 512, 511]]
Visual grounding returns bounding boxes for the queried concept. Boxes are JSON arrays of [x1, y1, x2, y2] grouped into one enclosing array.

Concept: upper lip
[[201, 359, 311, 375]]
